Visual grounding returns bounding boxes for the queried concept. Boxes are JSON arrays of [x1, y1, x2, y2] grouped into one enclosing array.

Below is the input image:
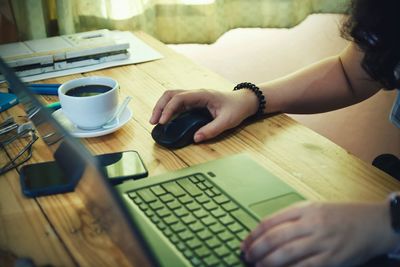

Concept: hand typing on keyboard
[[240, 201, 400, 267]]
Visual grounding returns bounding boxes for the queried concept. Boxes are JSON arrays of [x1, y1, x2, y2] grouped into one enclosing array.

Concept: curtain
[[11, 0, 349, 44]]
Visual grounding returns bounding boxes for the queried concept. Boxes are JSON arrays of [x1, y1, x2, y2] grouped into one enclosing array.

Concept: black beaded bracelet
[[233, 82, 266, 118]]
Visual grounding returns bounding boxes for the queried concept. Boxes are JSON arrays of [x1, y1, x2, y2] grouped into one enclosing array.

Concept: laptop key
[[194, 174, 206, 182], [236, 230, 249, 241], [197, 183, 207, 190], [138, 203, 149, 211], [137, 188, 157, 203], [155, 208, 170, 218], [189, 221, 204, 232], [160, 193, 174, 203], [196, 194, 210, 204], [179, 195, 193, 204], [203, 201, 218, 211], [210, 207, 226, 218], [176, 241, 186, 251], [205, 236, 221, 249], [224, 254, 240, 266], [170, 234, 180, 244], [219, 214, 235, 225], [201, 216, 217, 226], [149, 201, 164, 210], [150, 185, 167, 196], [128, 193, 143, 204], [183, 249, 194, 260], [150, 215, 160, 224], [189, 256, 203, 267], [209, 223, 225, 234], [194, 245, 211, 258], [166, 200, 181, 210], [189, 176, 199, 184], [164, 215, 179, 225], [231, 210, 259, 230], [203, 181, 213, 189], [174, 207, 189, 217], [162, 182, 186, 197], [211, 187, 222, 196], [144, 209, 155, 217], [197, 229, 212, 240], [204, 254, 219, 266], [187, 202, 201, 211], [171, 223, 186, 233], [178, 230, 194, 241], [218, 230, 235, 242], [127, 191, 138, 199], [178, 179, 202, 197], [215, 245, 230, 258], [156, 221, 167, 231], [222, 201, 239, 212], [164, 228, 174, 237], [226, 238, 241, 250], [181, 214, 196, 225], [214, 195, 230, 204], [193, 209, 208, 219], [234, 248, 242, 257], [204, 189, 216, 198], [228, 222, 245, 233], [187, 238, 202, 250]]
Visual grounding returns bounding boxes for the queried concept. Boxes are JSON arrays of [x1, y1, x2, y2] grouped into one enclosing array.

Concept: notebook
[[0, 57, 305, 267]]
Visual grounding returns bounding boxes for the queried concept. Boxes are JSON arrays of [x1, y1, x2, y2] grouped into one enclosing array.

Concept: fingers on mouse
[[151, 108, 213, 149]]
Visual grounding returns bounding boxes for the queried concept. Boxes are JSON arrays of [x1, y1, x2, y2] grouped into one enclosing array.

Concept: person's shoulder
[[389, 89, 400, 128]]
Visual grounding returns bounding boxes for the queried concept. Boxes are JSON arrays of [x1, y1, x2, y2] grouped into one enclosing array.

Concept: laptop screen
[[0, 57, 156, 266]]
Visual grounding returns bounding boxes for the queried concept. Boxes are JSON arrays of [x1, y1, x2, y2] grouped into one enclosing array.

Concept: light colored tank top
[[390, 89, 400, 128]]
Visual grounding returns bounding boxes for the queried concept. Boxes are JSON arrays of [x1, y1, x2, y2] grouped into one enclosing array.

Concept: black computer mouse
[[151, 108, 214, 149]]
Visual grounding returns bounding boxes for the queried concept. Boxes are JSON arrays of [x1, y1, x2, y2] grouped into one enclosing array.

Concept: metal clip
[[0, 117, 18, 136]]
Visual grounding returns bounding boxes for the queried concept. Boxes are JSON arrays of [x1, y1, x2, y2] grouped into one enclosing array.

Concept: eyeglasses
[[0, 119, 38, 175]]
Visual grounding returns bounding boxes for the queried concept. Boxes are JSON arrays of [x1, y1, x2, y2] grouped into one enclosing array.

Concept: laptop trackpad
[[249, 193, 304, 219]]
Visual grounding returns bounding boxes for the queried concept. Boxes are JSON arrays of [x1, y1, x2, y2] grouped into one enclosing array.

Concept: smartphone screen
[[97, 150, 148, 184], [20, 150, 148, 197], [21, 161, 73, 195]]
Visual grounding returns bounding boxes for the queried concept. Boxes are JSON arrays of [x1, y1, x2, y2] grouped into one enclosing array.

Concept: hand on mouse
[[241, 201, 400, 267], [150, 89, 259, 142]]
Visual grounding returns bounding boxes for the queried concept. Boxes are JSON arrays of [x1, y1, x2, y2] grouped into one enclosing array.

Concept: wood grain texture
[[0, 107, 75, 267], [1, 31, 399, 267]]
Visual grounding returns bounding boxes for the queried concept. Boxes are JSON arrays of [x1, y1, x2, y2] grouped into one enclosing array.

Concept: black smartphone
[[96, 150, 148, 185], [20, 150, 148, 197]]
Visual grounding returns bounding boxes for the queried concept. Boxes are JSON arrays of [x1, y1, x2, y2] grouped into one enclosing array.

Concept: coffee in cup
[[65, 84, 113, 97], [58, 76, 119, 130]]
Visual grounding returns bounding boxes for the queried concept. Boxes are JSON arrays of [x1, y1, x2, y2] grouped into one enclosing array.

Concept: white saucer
[[52, 107, 133, 138]]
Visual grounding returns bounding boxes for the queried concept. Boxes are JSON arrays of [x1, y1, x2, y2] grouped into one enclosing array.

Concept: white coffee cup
[[58, 76, 119, 130]]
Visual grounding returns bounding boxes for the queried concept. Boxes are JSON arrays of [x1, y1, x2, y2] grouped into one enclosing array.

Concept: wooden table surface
[[1, 32, 399, 267]]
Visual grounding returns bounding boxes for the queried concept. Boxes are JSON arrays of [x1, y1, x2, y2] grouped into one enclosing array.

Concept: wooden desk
[[1, 32, 399, 267]]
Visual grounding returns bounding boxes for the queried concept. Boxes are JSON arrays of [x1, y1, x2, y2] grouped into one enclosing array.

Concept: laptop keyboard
[[127, 173, 258, 267]]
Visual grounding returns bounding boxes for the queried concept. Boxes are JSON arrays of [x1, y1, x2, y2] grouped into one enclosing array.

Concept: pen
[[46, 101, 61, 110], [26, 83, 61, 95]]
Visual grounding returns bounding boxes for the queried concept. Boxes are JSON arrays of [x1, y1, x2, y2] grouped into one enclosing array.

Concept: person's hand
[[241, 201, 400, 267], [149, 89, 258, 142]]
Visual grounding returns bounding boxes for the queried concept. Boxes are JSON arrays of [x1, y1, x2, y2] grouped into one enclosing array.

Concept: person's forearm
[[258, 44, 382, 115], [259, 56, 356, 114]]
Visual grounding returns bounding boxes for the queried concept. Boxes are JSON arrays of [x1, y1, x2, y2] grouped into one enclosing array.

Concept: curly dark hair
[[341, 0, 400, 90]]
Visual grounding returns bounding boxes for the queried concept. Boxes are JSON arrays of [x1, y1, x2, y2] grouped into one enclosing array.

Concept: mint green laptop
[[116, 154, 304, 266], [1, 57, 304, 267]]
